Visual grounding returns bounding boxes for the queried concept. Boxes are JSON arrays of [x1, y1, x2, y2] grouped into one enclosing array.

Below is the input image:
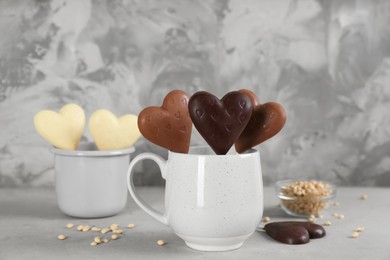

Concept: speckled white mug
[[52, 142, 134, 218], [127, 146, 263, 251]]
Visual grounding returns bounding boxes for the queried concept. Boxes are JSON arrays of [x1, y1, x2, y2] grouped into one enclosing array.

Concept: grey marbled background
[[1, 0, 390, 187]]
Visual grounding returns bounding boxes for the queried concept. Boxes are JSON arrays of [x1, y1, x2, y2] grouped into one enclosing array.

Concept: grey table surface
[[0, 186, 389, 260]]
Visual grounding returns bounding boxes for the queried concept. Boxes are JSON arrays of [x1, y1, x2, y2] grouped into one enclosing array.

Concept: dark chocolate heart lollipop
[[264, 221, 326, 244], [138, 90, 192, 153], [188, 91, 252, 155], [235, 89, 287, 153]]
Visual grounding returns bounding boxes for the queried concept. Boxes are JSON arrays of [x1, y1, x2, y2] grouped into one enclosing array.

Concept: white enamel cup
[[127, 146, 263, 251], [52, 142, 134, 218]]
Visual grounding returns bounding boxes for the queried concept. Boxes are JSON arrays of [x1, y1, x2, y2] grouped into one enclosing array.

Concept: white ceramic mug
[[52, 142, 134, 218], [127, 146, 263, 251]]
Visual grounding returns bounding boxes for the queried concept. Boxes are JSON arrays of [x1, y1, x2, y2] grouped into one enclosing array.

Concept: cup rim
[[51, 142, 135, 157], [168, 145, 258, 157]]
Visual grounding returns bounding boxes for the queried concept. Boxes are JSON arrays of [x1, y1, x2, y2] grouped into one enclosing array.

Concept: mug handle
[[127, 153, 169, 225]]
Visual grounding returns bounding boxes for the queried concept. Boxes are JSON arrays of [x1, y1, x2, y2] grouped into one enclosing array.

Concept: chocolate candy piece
[[235, 89, 286, 153], [138, 90, 192, 153], [188, 91, 252, 155], [264, 221, 326, 244], [264, 224, 310, 244], [293, 221, 326, 239]]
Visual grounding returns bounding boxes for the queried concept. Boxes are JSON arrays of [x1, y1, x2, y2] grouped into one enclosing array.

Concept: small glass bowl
[[275, 179, 337, 217]]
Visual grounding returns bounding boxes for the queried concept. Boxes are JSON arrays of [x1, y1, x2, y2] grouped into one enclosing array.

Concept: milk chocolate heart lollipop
[[235, 89, 286, 153], [188, 91, 252, 155], [138, 90, 192, 153]]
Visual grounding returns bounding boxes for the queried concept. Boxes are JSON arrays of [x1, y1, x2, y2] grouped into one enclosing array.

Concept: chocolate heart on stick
[[138, 90, 192, 153], [235, 89, 286, 153], [188, 91, 252, 155], [34, 104, 85, 150], [89, 109, 141, 150]]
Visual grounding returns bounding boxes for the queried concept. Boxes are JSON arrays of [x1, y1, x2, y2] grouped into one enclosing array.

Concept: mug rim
[[169, 146, 258, 157], [51, 141, 135, 157]]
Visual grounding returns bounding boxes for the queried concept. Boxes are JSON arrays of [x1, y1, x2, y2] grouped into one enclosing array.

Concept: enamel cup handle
[[127, 153, 168, 225]]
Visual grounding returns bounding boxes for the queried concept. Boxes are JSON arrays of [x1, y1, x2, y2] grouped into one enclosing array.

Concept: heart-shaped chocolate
[[34, 104, 85, 150], [264, 221, 326, 244], [235, 89, 286, 153], [138, 90, 192, 153], [89, 109, 141, 150], [188, 91, 252, 155]]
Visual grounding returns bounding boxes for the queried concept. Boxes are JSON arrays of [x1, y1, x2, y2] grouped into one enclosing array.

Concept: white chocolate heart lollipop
[[89, 109, 141, 150], [34, 104, 85, 150]]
